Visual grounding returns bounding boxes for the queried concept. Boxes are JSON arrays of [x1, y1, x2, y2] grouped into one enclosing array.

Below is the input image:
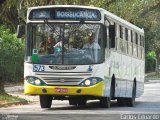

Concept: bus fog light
[[92, 78, 97, 84], [42, 88, 47, 93], [85, 80, 91, 86], [35, 79, 41, 85]]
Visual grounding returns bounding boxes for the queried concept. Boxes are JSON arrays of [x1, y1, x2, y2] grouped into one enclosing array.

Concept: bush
[[145, 51, 156, 73], [0, 25, 24, 83]]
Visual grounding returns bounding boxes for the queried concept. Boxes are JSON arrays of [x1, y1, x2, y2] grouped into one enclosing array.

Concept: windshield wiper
[[44, 19, 55, 32]]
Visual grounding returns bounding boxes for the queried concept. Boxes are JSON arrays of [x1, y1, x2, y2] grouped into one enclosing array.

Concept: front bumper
[[24, 81, 104, 97]]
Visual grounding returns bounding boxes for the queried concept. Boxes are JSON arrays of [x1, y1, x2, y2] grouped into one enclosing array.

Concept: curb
[[0, 100, 29, 108], [4, 86, 24, 93], [145, 79, 160, 84]]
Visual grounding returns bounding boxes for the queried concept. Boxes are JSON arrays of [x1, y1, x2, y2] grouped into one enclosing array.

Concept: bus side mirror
[[17, 25, 25, 38], [109, 25, 115, 48]]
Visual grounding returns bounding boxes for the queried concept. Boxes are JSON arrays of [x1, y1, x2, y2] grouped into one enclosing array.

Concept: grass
[[0, 93, 28, 107]]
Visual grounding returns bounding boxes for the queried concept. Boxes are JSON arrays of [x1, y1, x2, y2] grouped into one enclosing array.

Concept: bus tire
[[39, 95, 53, 108], [111, 76, 115, 99], [125, 82, 136, 107], [100, 97, 111, 108]]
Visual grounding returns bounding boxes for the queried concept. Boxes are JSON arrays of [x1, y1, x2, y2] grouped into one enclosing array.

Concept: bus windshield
[[27, 23, 105, 65]]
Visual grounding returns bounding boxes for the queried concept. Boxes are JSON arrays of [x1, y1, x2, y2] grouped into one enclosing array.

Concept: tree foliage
[[145, 51, 156, 72], [0, 25, 24, 92]]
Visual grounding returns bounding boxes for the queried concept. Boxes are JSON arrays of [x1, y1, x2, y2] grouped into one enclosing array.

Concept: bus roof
[[28, 5, 144, 34], [28, 5, 102, 11], [102, 9, 144, 34]]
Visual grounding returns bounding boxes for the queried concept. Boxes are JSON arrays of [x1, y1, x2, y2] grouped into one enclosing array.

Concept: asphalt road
[[1, 82, 160, 120]]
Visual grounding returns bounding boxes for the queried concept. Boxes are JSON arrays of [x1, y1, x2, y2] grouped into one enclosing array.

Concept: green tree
[[146, 51, 157, 72], [0, 26, 24, 93]]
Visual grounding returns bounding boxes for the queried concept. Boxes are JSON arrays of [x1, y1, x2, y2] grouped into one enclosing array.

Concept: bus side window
[[128, 30, 132, 56], [142, 36, 145, 59], [140, 35, 144, 59], [120, 25, 123, 39], [138, 34, 141, 59], [135, 32, 138, 58], [116, 25, 120, 52], [125, 28, 128, 54], [131, 30, 133, 56], [109, 25, 116, 48], [133, 32, 137, 58]]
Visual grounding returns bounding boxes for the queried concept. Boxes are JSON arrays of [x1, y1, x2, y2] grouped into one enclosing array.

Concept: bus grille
[[35, 72, 92, 85]]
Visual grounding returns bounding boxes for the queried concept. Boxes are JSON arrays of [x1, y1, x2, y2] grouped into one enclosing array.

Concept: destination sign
[[29, 7, 101, 21], [32, 10, 50, 19], [55, 10, 98, 19]]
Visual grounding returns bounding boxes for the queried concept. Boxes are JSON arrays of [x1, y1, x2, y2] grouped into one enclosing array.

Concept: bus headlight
[[79, 77, 102, 86], [92, 78, 98, 84], [35, 79, 41, 85], [25, 76, 46, 86], [85, 80, 91, 86]]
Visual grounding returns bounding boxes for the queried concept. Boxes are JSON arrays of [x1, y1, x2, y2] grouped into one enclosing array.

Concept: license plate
[[55, 88, 68, 93]]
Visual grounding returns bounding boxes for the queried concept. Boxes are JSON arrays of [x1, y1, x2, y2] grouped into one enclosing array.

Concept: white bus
[[17, 5, 145, 108]]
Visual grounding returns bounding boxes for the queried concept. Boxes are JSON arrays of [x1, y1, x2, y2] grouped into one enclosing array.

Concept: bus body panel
[[24, 81, 104, 97], [24, 63, 110, 97], [105, 51, 144, 98]]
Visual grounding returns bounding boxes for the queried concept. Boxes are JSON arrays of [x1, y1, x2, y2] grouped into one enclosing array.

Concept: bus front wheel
[[39, 95, 53, 108]]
